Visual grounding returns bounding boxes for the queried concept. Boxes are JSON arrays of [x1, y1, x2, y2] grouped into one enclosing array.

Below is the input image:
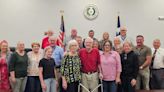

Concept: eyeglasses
[[104, 44, 110, 47]]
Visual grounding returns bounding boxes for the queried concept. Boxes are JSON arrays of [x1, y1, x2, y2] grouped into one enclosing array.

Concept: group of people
[[0, 26, 164, 92]]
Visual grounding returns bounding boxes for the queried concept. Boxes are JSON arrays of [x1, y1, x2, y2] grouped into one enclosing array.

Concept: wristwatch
[[139, 66, 143, 70]]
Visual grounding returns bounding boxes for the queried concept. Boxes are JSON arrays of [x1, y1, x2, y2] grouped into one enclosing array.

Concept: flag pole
[[58, 10, 65, 48]]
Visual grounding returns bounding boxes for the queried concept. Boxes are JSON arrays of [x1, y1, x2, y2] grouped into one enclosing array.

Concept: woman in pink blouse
[[99, 40, 122, 92]]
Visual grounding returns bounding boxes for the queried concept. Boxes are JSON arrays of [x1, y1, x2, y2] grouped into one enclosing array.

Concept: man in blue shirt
[[49, 36, 64, 92]]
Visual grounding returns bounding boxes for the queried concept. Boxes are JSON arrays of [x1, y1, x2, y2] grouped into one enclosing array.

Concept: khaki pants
[[136, 68, 150, 90], [82, 72, 99, 92], [10, 77, 27, 92]]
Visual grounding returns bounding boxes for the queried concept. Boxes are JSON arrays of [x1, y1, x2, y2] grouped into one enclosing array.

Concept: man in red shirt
[[79, 37, 101, 92]]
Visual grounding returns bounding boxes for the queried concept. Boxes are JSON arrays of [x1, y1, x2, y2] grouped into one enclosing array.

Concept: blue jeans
[[102, 80, 117, 92], [44, 78, 56, 92]]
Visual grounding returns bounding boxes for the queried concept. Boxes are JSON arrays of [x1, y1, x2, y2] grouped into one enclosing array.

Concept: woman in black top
[[9, 41, 28, 92], [39, 46, 57, 92], [120, 41, 139, 92]]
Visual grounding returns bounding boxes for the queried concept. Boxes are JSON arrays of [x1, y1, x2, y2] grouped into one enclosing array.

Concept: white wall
[[0, 0, 164, 48]]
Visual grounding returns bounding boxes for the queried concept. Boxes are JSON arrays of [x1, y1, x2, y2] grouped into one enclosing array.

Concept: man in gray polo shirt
[[133, 35, 152, 90]]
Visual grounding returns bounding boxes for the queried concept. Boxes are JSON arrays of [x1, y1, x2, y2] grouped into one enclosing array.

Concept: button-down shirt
[[52, 46, 64, 66], [117, 35, 133, 46], [100, 51, 122, 81], [151, 48, 164, 69], [79, 48, 100, 73]]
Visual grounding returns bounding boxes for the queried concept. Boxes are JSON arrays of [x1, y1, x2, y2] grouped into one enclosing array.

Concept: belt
[[152, 68, 164, 70], [56, 65, 61, 68], [83, 71, 97, 74]]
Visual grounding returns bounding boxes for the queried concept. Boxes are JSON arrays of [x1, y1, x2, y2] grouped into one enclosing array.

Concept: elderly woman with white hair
[[9, 41, 28, 92], [60, 40, 81, 92], [113, 37, 122, 54]]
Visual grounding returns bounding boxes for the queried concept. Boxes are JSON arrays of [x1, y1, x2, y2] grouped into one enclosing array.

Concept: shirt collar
[[102, 51, 112, 55], [85, 48, 93, 53], [136, 45, 145, 49]]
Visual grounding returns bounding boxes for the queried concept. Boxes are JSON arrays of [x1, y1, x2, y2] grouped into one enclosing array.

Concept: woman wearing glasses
[[99, 40, 122, 92]]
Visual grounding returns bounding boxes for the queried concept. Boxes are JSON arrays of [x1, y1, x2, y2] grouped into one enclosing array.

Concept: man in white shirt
[[117, 26, 133, 46], [150, 39, 164, 89]]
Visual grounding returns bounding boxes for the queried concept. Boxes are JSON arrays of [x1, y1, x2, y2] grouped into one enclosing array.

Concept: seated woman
[[61, 40, 81, 92]]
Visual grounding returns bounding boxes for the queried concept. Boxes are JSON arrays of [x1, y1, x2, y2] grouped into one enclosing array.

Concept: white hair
[[16, 41, 25, 50], [85, 37, 93, 43], [153, 39, 160, 43], [67, 40, 78, 51]]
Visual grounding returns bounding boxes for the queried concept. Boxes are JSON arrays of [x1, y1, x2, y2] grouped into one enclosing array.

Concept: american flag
[[57, 15, 65, 47]]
